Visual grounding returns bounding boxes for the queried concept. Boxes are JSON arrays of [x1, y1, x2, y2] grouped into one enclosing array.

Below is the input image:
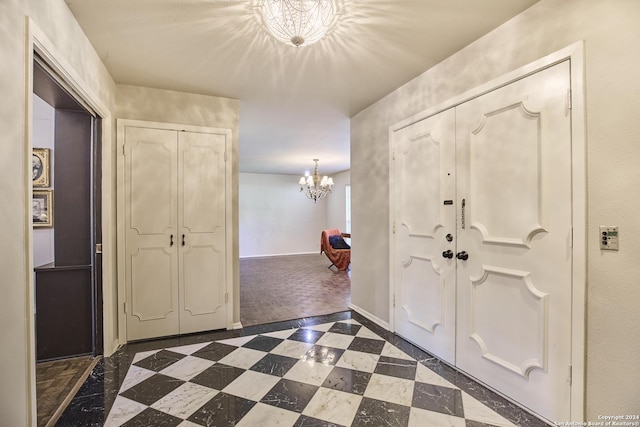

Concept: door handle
[[170, 234, 174, 246], [182, 234, 185, 246], [442, 250, 453, 259], [456, 251, 469, 261]]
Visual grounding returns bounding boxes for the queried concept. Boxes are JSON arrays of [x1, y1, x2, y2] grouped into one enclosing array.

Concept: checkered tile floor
[[105, 319, 516, 427]]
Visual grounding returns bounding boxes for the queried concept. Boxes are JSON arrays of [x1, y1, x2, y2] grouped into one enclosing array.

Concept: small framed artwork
[[32, 148, 51, 187], [33, 190, 53, 228]]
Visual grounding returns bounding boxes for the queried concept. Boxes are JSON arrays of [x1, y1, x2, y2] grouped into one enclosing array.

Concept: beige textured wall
[[351, 0, 640, 419], [116, 84, 241, 323], [239, 173, 329, 257], [0, 0, 117, 424]]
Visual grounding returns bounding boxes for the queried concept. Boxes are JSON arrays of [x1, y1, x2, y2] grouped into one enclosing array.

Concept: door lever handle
[[456, 251, 469, 261]]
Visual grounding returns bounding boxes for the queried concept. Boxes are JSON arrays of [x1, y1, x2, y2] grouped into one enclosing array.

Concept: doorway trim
[[388, 42, 586, 420], [25, 16, 115, 422]]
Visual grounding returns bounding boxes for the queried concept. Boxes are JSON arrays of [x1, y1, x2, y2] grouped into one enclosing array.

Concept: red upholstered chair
[[320, 229, 351, 271]]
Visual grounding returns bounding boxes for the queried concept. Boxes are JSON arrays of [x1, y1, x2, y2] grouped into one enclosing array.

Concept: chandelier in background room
[[259, 0, 337, 47], [299, 159, 334, 203]]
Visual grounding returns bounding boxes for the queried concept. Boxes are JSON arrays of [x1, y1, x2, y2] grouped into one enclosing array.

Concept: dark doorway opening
[[32, 57, 103, 426]]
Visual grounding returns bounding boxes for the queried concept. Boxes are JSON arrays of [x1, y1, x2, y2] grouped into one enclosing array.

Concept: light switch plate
[[599, 226, 619, 250]]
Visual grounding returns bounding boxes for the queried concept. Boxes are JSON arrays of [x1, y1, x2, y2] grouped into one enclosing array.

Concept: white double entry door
[[392, 61, 573, 421], [121, 121, 230, 342]]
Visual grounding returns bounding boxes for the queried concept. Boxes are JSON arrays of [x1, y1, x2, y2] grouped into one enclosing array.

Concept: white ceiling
[[65, 0, 538, 176]]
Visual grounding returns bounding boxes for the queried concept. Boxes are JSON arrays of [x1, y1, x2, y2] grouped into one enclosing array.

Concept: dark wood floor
[[36, 355, 95, 427], [240, 253, 351, 326]]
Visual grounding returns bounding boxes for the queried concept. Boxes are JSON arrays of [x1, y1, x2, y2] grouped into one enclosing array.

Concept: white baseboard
[[104, 339, 121, 357], [240, 251, 319, 259], [231, 322, 243, 330], [349, 304, 390, 331]]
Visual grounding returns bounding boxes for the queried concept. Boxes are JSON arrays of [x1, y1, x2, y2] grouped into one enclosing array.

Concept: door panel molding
[[129, 139, 176, 236], [181, 138, 225, 233], [130, 247, 176, 321], [401, 255, 444, 334], [469, 265, 549, 379], [468, 99, 547, 249], [182, 245, 224, 316], [399, 131, 445, 238]]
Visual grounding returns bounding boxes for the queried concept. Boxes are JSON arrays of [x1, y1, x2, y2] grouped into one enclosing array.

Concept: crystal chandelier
[[299, 159, 334, 203], [259, 0, 337, 47]]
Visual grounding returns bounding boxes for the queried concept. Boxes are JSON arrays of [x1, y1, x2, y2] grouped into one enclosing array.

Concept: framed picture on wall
[[33, 148, 51, 187], [33, 190, 53, 228]]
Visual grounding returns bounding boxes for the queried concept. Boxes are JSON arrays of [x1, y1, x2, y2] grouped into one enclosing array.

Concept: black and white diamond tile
[[104, 320, 516, 427]]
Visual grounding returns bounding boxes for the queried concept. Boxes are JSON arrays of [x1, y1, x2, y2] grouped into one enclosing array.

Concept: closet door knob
[[182, 234, 185, 246], [442, 250, 453, 259], [456, 251, 469, 261], [170, 234, 174, 246]]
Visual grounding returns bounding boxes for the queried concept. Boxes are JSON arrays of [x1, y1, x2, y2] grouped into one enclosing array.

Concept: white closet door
[[455, 60, 572, 421], [124, 127, 179, 341], [392, 108, 457, 364], [177, 131, 228, 334]]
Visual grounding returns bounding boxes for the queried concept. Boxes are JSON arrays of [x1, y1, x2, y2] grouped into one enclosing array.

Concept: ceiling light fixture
[[259, 0, 337, 47], [299, 159, 334, 203]]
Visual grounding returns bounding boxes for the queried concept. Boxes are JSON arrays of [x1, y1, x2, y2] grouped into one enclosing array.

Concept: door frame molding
[[388, 42, 586, 419], [116, 119, 234, 343], [25, 17, 115, 423]]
